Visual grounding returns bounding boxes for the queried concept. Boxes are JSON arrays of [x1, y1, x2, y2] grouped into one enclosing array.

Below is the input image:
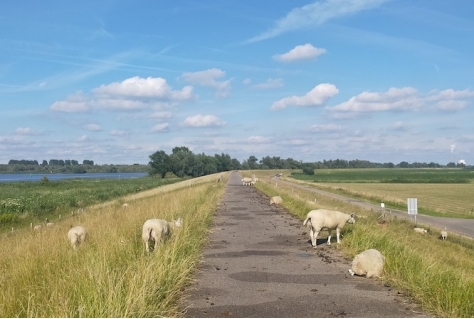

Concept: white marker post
[[407, 198, 418, 226]]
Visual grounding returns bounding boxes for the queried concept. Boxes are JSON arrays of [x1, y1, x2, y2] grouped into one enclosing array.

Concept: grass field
[[0, 173, 227, 317], [0, 176, 184, 232], [287, 168, 474, 218]]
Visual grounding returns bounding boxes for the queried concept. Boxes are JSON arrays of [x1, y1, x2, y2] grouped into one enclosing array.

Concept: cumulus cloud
[[94, 76, 194, 100], [151, 111, 172, 119], [50, 76, 194, 113], [181, 68, 231, 97], [109, 129, 127, 136], [271, 83, 339, 110], [246, 0, 389, 43], [328, 87, 474, 117], [253, 78, 284, 89], [151, 123, 170, 132], [273, 44, 326, 62], [183, 114, 226, 127]]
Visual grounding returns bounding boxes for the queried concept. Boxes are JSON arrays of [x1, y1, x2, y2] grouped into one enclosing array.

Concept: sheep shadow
[[306, 238, 331, 247]]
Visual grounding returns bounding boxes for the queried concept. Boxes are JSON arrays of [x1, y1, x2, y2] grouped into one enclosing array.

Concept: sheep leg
[[336, 228, 341, 244], [327, 230, 332, 245], [311, 230, 319, 247]]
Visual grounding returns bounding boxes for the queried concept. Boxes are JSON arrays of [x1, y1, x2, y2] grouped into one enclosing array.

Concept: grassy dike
[[0, 174, 227, 317], [253, 174, 474, 318]]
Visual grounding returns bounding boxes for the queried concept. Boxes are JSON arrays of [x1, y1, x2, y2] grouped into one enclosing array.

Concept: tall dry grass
[[0, 174, 227, 317], [252, 172, 474, 318]]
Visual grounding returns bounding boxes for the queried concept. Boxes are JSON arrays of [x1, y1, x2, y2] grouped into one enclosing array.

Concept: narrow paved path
[[276, 178, 474, 239], [181, 172, 428, 317]]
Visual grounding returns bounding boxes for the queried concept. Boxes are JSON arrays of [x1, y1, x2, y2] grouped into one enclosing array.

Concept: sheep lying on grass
[[303, 209, 355, 247], [440, 227, 448, 240], [270, 196, 282, 205], [142, 218, 183, 253], [67, 226, 87, 250], [348, 249, 385, 278], [414, 227, 428, 234]]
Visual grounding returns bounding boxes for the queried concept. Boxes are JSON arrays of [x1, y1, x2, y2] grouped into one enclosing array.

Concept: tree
[[149, 150, 170, 178], [247, 156, 259, 170]]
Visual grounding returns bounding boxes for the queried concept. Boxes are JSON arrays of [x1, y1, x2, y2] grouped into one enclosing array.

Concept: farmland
[[290, 168, 474, 218]]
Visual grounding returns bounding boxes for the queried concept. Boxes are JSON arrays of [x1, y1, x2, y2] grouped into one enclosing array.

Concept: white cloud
[[328, 87, 474, 116], [273, 44, 326, 62], [78, 135, 89, 142], [15, 127, 35, 135], [84, 124, 102, 131], [181, 68, 231, 97], [393, 121, 406, 131], [50, 76, 194, 113], [271, 83, 339, 110], [242, 78, 251, 85], [183, 114, 226, 127], [94, 76, 194, 100], [151, 123, 170, 132], [246, 0, 389, 43], [253, 78, 284, 89]]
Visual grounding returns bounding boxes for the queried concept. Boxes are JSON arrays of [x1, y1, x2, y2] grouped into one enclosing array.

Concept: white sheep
[[142, 217, 183, 253], [440, 227, 448, 240], [31, 223, 42, 231], [303, 209, 355, 247], [414, 227, 427, 234], [241, 177, 253, 186], [67, 226, 87, 249], [122, 203, 129, 208], [270, 196, 283, 205], [348, 249, 385, 278]]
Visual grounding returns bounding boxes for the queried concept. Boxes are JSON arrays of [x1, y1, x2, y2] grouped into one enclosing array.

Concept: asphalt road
[[275, 177, 474, 240], [181, 172, 429, 318]]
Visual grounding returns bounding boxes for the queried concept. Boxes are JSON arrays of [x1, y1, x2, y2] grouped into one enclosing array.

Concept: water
[[0, 172, 148, 183]]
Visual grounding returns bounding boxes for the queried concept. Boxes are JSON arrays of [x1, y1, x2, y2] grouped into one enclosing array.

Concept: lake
[[0, 172, 148, 183]]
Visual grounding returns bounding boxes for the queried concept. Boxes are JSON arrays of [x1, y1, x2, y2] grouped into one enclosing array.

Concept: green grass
[[0, 176, 185, 231], [0, 174, 227, 317], [292, 168, 474, 183], [252, 172, 474, 318]]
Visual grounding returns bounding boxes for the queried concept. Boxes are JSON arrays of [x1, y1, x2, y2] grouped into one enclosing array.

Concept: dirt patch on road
[[181, 172, 428, 318]]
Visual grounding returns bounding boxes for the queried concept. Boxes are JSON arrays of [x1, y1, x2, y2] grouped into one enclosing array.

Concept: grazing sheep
[[67, 226, 87, 249], [440, 227, 448, 240], [142, 218, 183, 253], [303, 209, 355, 247], [414, 227, 428, 234], [348, 249, 385, 278], [45, 218, 54, 227], [122, 203, 129, 209], [31, 223, 42, 231]]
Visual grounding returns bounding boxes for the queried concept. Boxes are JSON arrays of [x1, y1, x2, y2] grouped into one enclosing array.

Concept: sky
[[1, 0, 473, 165]]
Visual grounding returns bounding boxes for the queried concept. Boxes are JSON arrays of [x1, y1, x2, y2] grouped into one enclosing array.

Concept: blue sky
[[1, 0, 473, 165]]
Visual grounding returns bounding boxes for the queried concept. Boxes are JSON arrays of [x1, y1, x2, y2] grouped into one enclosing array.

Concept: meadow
[[0, 176, 184, 232], [290, 168, 474, 218], [0, 173, 227, 317], [247, 170, 474, 317]]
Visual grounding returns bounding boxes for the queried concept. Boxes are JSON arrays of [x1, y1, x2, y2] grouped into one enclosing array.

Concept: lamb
[[142, 217, 183, 253], [440, 227, 448, 240], [348, 249, 385, 278], [67, 226, 87, 249], [270, 196, 283, 205], [303, 209, 355, 247], [414, 227, 427, 234]]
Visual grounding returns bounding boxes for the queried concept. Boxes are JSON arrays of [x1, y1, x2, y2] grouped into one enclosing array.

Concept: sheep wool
[[349, 249, 385, 279], [270, 196, 283, 205]]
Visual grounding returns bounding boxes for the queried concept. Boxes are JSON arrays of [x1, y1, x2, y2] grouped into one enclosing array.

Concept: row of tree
[[8, 159, 94, 166]]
